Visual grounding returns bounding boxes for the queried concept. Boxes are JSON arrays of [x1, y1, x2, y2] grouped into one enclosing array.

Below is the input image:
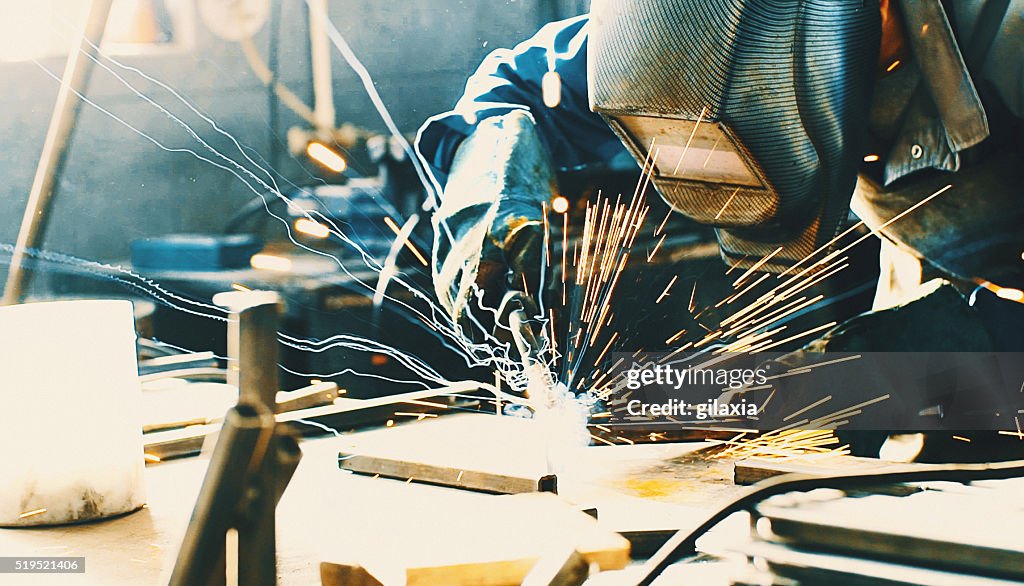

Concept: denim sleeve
[[414, 15, 627, 196]]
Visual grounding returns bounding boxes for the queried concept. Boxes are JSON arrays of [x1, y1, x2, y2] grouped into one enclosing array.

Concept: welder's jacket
[[417, 2, 1024, 304]]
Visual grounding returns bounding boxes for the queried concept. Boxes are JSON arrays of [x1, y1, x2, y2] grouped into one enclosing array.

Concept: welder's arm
[[431, 109, 553, 326]]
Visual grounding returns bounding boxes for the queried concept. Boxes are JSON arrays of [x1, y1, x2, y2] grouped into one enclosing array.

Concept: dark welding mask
[[589, 0, 880, 271]]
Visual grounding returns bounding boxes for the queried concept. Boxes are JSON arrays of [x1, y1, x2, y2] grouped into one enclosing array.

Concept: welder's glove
[[431, 110, 554, 337]]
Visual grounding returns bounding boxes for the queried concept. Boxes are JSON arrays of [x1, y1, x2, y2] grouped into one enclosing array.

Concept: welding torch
[[499, 292, 557, 404]]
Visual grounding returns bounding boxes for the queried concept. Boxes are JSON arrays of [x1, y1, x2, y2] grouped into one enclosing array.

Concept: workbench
[[0, 414, 751, 585]]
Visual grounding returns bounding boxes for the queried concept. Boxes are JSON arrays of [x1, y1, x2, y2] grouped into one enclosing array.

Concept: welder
[[417, 1, 1023, 358]]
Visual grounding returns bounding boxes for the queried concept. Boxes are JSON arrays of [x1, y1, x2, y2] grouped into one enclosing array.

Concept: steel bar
[[338, 452, 557, 494], [225, 292, 282, 586], [2, 0, 113, 305], [169, 404, 275, 586]]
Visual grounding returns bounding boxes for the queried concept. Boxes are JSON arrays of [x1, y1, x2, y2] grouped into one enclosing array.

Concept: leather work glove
[[431, 110, 554, 339]]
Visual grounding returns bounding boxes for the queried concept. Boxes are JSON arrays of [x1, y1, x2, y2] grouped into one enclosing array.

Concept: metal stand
[[170, 292, 301, 586]]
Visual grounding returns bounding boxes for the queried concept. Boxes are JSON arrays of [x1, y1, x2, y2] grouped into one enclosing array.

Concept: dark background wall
[[0, 0, 589, 297]]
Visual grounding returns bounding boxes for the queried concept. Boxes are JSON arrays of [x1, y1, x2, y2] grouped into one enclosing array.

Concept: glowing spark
[[780, 184, 953, 287], [702, 136, 721, 168], [385, 419, 394, 427], [144, 453, 161, 463], [250, 253, 293, 272], [725, 256, 745, 275], [656, 276, 678, 304], [294, 218, 331, 238], [720, 273, 770, 308], [807, 394, 890, 427], [306, 142, 347, 172], [754, 321, 837, 352], [952, 435, 971, 442], [886, 59, 901, 72], [863, 154, 880, 162], [393, 411, 436, 420], [654, 209, 672, 236], [592, 332, 620, 367], [647, 234, 667, 262], [665, 328, 687, 345], [733, 247, 783, 287], [549, 196, 569, 215], [382, 216, 429, 266], [231, 283, 251, 292], [19, 508, 47, 519], [403, 399, 446, 408], [702, 429, 844, 461], [714, 187, 741, 220], [726, 295, 823, 337], [998, 288, 1024, 301], [975, 280, 1024, 303], [783, 395, 832, 422], [672, 106, 708, 175]]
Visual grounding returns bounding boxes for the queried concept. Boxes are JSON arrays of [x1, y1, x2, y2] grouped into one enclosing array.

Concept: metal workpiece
[[337, 451, 557, 495]]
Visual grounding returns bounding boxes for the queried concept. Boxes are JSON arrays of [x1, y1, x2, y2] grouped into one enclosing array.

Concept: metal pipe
[[223, 291, 283, 407], [307, 0, 335, 134], [224, 291, 283, 586], [169, 404, 274, 586], [2, 0, 113, 305], [237, 433, 302, 586]]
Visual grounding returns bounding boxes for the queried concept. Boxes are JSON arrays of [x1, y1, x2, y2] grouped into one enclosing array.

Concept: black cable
[[634, 457, 1024, 585]]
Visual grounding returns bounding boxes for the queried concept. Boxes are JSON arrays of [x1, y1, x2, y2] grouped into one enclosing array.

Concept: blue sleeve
[[414, 15, 628, 194]]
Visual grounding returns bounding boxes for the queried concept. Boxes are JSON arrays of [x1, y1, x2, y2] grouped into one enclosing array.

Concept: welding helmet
[[588, 0, 880, 271]]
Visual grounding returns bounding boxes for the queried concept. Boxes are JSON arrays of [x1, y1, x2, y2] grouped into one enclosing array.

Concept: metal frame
[[170, 292, 301, 586]]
